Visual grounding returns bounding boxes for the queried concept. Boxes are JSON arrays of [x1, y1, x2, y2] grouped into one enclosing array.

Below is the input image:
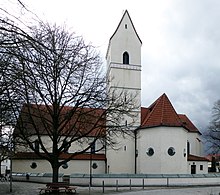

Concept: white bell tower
[[106, 10, 142, 173], [106, 10, 142, 127]]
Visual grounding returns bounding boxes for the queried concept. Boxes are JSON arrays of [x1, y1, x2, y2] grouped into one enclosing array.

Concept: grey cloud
[[141, 0, 220, 132]]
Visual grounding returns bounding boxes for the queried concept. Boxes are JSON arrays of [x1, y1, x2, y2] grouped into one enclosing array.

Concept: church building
[[12, 10, 208, 175], [105, 10, 208, 174]]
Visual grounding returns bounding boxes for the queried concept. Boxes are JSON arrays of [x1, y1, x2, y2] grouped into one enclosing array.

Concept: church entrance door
[[191, 165, 196, 174]]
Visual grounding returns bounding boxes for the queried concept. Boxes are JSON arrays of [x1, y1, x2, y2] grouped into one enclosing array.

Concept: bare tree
[[0, 16, 138, 182], [0, 30, 16, 176], [204, 100, 220, 154]]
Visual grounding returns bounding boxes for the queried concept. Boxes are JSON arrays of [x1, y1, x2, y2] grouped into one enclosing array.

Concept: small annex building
[[12, 10, 208, 175]]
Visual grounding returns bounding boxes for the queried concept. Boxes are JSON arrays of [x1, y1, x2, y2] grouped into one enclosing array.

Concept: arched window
[[123, 52, 129, 64]]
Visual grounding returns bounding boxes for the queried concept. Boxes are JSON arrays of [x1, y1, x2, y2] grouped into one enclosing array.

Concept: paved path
[[111, 186, 220, 195], [1, 181, 220, 194]]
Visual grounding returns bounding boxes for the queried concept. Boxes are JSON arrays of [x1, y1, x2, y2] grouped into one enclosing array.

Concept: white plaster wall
[[63, 160, 105, 174], [106, 133, 135, 174], [187, 132, 203, 156], [12, 159, 52, 173], [109, 68, 141, 89], [12, 159, 105, 174], [137, 126, 188, 174]]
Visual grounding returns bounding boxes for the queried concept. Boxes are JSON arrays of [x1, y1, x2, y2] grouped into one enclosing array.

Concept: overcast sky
[[3, 0, 220, 132]]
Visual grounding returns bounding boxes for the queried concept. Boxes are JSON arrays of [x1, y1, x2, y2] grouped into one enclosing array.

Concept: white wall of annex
[[187, 132, 203, 156], [137, 126, 188, 174]]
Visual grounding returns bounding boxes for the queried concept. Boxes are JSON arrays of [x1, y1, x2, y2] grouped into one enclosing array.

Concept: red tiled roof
[[13, 152, 106, 161], [16, 94, 200, 137], [141, 93, 182, 128], [14, 104, 106, 137], [140, 93, 200, 134], [188, 154, 209, 162]]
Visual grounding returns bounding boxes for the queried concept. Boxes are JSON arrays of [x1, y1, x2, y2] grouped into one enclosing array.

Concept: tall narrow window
[[91, 142, 96, 154], [63, 140, 70, 153], [34, 140, 39, 152], [187, 141, 190, 155], [123, 52, 129, 64], [200, 165, 203, 170]]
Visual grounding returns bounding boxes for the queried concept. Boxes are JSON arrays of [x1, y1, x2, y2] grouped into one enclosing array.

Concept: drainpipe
[[134, 130, 137, 174], [104, 139, 107, 173]]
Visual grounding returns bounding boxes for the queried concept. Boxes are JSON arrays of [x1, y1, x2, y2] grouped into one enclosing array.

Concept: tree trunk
[[52, 162, 60, 183], [0, 159, 2, 176]]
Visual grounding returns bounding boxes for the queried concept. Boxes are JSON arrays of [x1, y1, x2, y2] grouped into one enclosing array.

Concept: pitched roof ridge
[[164, 94, 182, 125]]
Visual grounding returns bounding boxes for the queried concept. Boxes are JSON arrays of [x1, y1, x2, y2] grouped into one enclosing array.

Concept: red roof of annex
[[140, 93, 201, 134]]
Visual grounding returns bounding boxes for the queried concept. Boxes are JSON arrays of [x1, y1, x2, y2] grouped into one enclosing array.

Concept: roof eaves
[[139, 123, 184, 130], [188, 154, 209, 162]]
